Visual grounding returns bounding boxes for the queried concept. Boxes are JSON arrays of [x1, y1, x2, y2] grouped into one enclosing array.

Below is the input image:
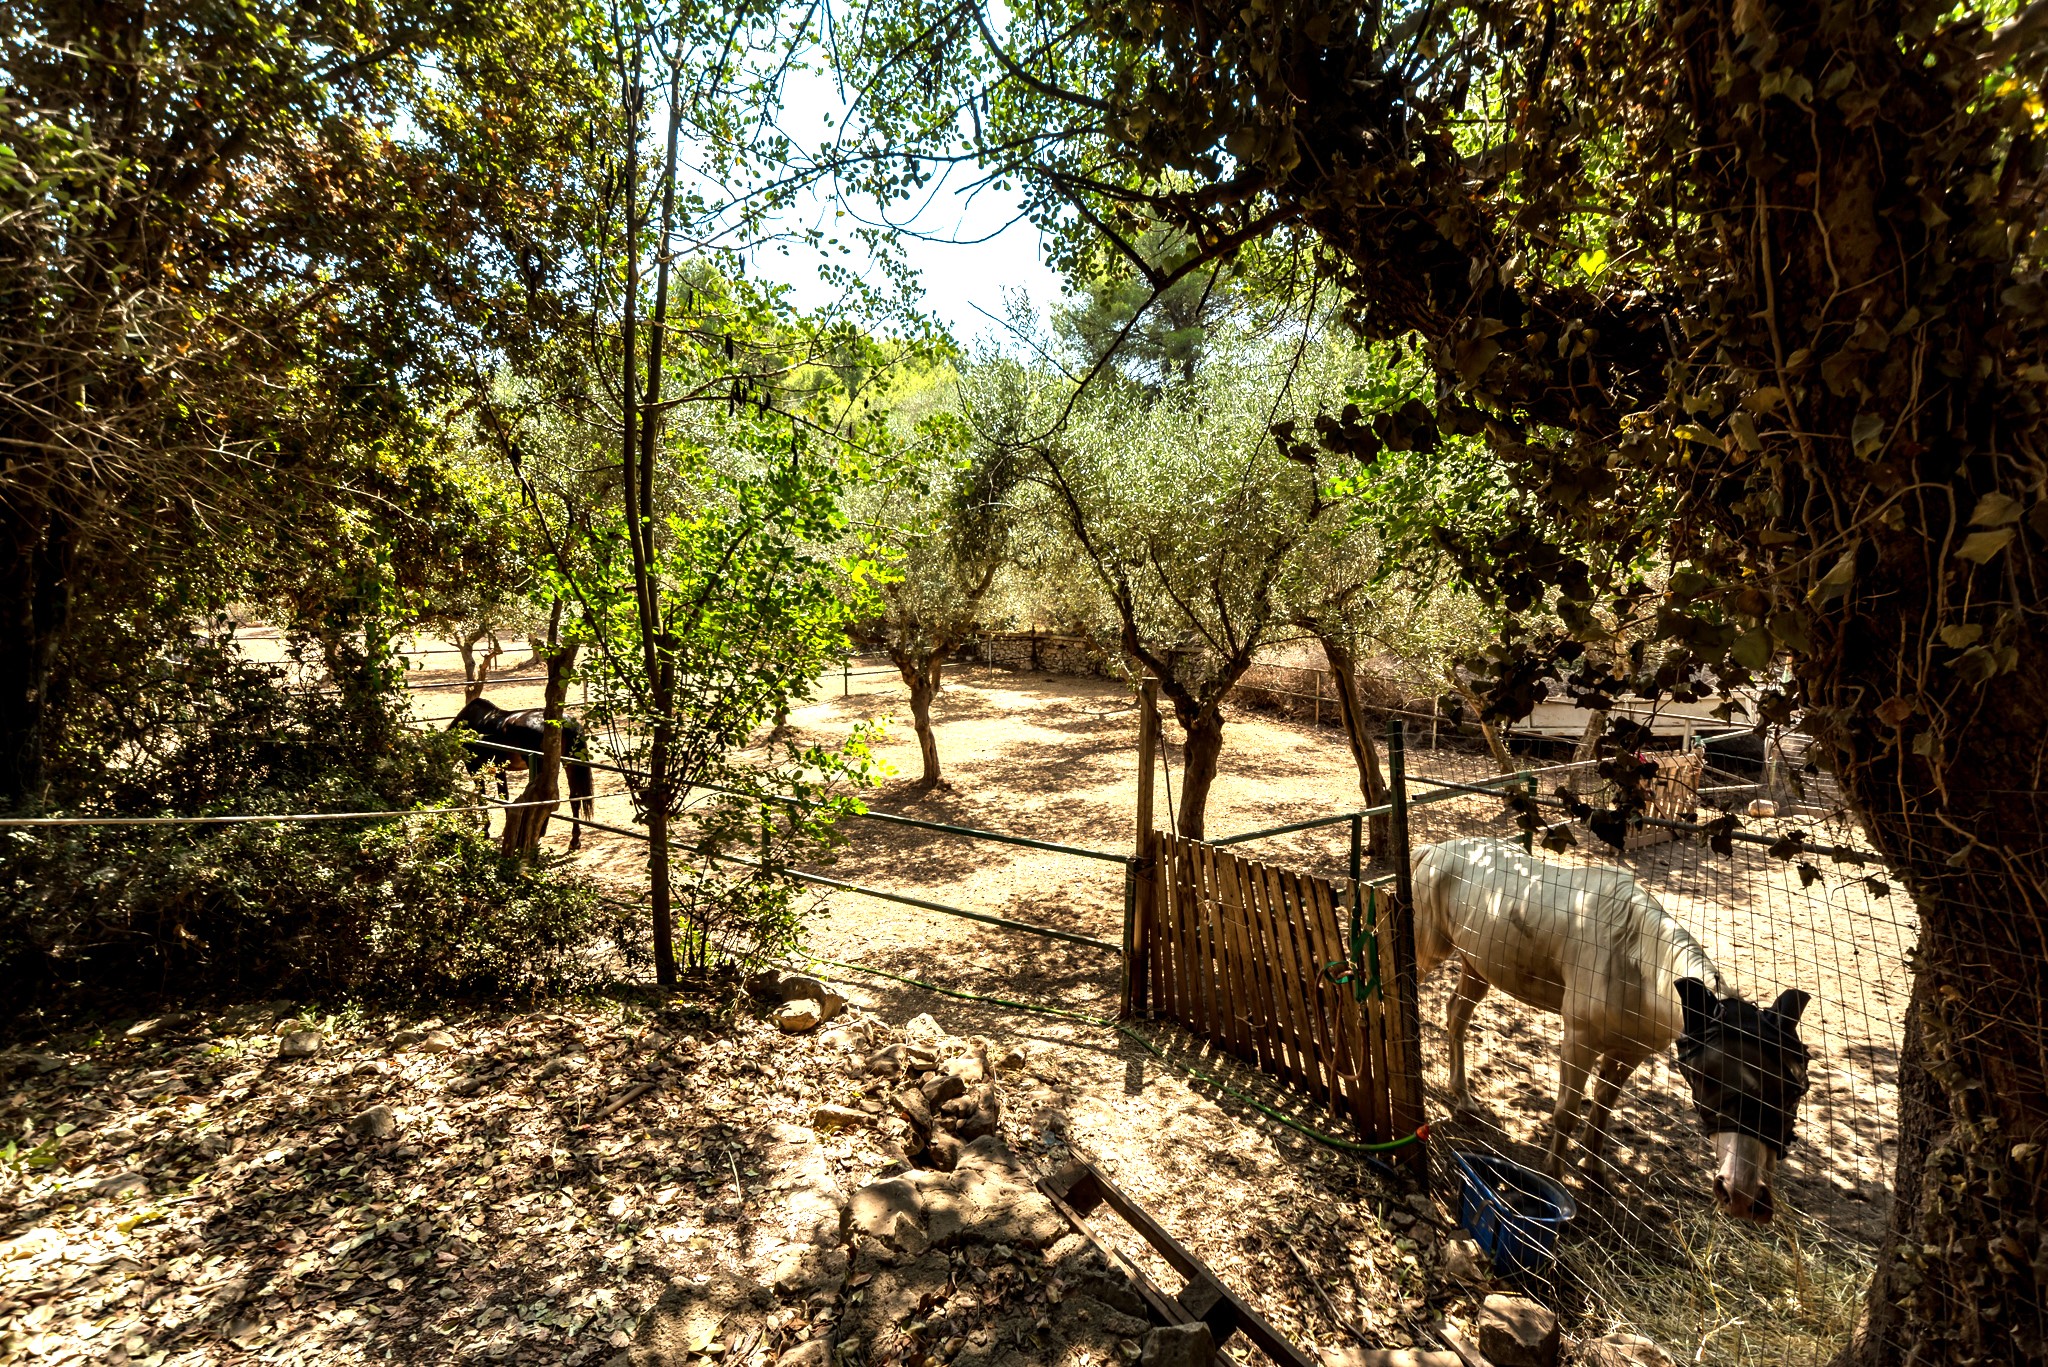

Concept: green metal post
[[1386, 717, 1426, 1177]]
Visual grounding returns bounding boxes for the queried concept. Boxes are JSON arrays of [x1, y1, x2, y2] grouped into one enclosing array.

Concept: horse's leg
[[1446, 961, 1489, 1114], [1544, 1029, 1597, 1178], [1579, 1053, 1640, 1185]]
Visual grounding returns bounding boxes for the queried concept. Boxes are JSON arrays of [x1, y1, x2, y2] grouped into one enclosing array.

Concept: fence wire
[[1399, 765, 1910, 1366]]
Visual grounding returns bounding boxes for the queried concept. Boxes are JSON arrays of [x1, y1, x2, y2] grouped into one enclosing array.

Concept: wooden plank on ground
[[1036, 1167, 1252, 1367], [1057, 1156, 1320, 1367]]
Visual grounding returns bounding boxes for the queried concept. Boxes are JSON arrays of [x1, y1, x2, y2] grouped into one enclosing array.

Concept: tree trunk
[[894, 648, 945, 789], [647, 721, 678, 983], [1567, 710, 1605, 795], [1449, 674, 1515, 772], [1175, 707, 1226, 840], [499, 634, 578, 855], [459, 627, 504, 704], [0, 499, 77, 807], [1318, 635, 1393, 860], [1816, 617, 2048, 1367]]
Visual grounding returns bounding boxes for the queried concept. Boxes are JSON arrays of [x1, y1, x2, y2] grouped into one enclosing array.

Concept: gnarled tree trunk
[[499, 631, 577, 856], [1317, 634, 1392, 860], [891, 646, 948, 789], [1173, 705, 1226, 839], [1448, 673, 1515, 773]]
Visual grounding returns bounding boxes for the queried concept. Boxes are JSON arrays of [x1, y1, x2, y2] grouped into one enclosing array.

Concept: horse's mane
[[450, 697, 508, 727]]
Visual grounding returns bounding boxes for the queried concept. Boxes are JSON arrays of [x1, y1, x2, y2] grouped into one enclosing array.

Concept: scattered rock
[[863, 1044, 910, 1077], [772, 974, 848, 1022], [413, 1028, 459, 1054], [1141, 1320, 1215, 1366], [818, 1025, 866, 1052], [771, 1244, 848, 1298], [277, 1029, 323, 1059], [925, 1132, 964, 1171], [903, 1013, 944, 1043], [845, 1177, 926, 1246], [124, 1013, 190, 1039], [893, 1084, 933, 1132], [1477, 1294, 1560, 1367], [1441, 1237, 1492, 1285], [811, 1103, 871, 1130], [922, 1071, 967, 1106], [775, 1000, 825, 1034], [992, 1046, 1026, 1072], [94, 1170, 149, 1199], [1580, 1332, 1678, 1367], [347, 1104, 398, 1140]]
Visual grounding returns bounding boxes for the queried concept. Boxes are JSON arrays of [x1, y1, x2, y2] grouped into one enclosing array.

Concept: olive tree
[[974, 337, 1366, 837], [851, 379, 1022, 790], [851, 2, 2048, 1356]]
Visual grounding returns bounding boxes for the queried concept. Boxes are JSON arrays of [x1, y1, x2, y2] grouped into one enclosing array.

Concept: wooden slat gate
[[1128, 830, 1427, 1166]]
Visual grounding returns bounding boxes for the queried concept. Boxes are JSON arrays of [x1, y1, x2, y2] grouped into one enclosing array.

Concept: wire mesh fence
[[1399, 772, 1910, 1365]]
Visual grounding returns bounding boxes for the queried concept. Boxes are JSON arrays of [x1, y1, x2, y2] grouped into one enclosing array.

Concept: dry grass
[[1569, 1204, 1869, 1366]]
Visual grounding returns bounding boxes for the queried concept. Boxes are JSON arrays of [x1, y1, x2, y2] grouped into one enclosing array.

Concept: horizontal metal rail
[[1210, 808, 1386, 847], [0, 795, 567, 828], [455, 736, 1125, 864], [542, 808, 1120, 951], [851, 808, 1126, 862]]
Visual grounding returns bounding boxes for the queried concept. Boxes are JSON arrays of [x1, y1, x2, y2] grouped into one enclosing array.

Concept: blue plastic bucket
[[1452, 1150, 1578, 1281]]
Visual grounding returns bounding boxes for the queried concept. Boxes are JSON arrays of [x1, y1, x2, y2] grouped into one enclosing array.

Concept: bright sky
[[738, 65, 1067, 346]]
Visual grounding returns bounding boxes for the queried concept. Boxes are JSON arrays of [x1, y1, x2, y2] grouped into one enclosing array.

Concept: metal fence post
[[842, 656, 849, 697], [1386, 717, 1428, 1178], [1519, 767, 1535, 852], [1125, 677, 1161, 1019]]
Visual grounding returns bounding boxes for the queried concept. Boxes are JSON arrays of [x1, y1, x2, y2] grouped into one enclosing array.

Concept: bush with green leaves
[[1, 815, 620, 1009]]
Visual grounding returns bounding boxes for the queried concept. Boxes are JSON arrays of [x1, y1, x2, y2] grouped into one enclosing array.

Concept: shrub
[[0, 815, 623, 1010]]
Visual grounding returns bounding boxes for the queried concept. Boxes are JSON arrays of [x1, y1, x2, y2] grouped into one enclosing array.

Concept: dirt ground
[[415, 650, 1906, 1366]]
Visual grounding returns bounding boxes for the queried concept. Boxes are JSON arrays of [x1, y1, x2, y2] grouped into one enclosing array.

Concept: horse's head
[[448, 697, 501, 732], [1674, 978, 1813, 1222]]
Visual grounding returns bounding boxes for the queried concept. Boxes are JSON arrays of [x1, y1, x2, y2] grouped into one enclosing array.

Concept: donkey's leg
[[1446, 961, 1490, 1114], [1579, 1053, 1641, 1185], [1544, 1031, 1597, 1177]]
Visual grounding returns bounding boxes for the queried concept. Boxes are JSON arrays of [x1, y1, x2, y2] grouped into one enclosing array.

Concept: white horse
[[1412, 837, 1811, 1220]]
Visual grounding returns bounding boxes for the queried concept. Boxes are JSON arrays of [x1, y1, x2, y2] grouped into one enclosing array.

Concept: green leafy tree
[[851, 1, 2048, 1355], [973, 337, 1365, 837], [851, 383, 1022, 790]]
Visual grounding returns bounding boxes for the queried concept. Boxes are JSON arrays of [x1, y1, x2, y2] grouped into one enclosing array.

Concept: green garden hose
[[792, 951, 1428, 1158]]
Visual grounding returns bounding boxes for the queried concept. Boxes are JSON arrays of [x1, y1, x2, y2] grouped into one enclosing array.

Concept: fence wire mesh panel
[[1136, 830, 1426, 1153], [1401, 774, 1911, 1365]]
